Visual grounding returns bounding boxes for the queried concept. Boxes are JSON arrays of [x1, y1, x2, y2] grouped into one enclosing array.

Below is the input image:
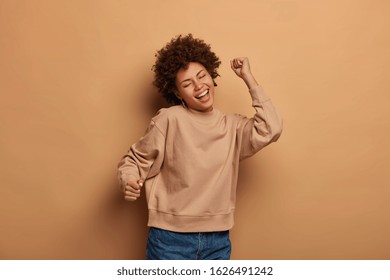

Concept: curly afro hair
[[152, 34, 221, 105]]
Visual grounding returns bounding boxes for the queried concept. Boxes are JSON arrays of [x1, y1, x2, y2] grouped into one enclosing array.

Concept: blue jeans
[[146, 227, 231, 260]]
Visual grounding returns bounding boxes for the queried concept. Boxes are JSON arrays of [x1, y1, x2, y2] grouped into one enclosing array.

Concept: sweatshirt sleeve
[[117, 115, 166, 187], [238, 85, 283, 161]]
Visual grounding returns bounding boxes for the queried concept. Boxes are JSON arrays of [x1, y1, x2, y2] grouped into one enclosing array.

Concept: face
[[175, 62, 215, 112]]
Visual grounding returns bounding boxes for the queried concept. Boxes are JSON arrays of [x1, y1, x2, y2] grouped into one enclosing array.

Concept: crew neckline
[[188, 107, 216, 116], [185, 107, 220, 124]]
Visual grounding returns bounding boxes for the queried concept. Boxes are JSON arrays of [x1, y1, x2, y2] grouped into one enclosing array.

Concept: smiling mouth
[[195, 89, 209, 99]]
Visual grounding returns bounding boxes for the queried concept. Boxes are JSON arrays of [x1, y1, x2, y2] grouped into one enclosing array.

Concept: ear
[[173, 87, 181, 100]]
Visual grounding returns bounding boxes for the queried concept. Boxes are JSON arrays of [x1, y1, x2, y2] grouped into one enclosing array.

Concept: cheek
[[179, 88, 192, 100], [207, 77, 215, 87]]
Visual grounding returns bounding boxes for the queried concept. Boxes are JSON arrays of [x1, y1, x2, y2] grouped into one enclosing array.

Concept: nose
[[194, 79, 202, 91]]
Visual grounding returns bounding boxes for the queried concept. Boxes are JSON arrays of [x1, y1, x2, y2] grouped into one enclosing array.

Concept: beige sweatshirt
[[118, 85, 283, 232]]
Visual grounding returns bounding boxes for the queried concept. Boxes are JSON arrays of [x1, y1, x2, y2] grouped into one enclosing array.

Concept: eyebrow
[[180, 70, 204, 84]]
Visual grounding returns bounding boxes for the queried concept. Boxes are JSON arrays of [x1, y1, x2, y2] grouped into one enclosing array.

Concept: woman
[[118, 34, 283, 260]]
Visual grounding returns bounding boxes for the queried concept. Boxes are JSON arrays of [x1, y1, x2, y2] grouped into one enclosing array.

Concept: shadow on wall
[[139, 81, 170, 120], [105, 182, 150, 259], [77, 176, 151, 259]]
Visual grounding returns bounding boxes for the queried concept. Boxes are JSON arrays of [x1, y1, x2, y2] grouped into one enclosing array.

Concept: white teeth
[[196, 90, 209, 99]]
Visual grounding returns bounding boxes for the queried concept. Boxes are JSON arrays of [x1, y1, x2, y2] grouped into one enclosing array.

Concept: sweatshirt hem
[[147, 209, 234, 233]]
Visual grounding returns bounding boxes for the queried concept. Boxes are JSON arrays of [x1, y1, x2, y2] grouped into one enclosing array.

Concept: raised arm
[[231, 57, 283, 160]]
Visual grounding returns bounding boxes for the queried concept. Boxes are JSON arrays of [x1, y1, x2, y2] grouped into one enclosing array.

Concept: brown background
[[1, 0, 389, 259]]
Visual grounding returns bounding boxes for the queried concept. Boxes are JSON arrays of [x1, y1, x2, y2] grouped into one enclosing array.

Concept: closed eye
[[197, 70, 206, 79]]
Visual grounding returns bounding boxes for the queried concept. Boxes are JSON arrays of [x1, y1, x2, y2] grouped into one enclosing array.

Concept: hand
[[123, 179, 144, 202], [230, 57, 251, 79], [230, 57, 259, 89]]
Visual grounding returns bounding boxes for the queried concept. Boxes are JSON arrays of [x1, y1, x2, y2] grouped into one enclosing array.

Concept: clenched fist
[[123, 179, 144, 202], [230, 57, 259, 90]]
